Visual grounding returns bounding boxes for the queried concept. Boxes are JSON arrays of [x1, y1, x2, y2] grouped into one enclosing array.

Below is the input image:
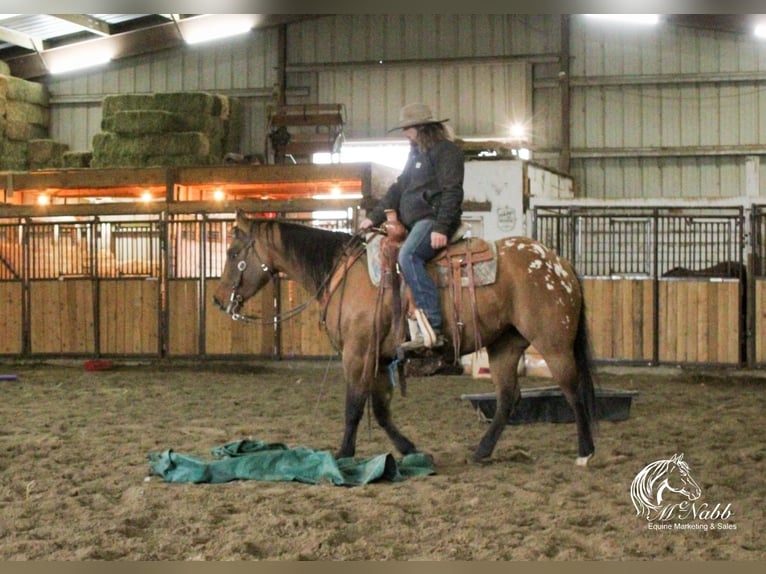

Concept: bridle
[[223, 228, 368, 325], [224, 236, 273, 322]]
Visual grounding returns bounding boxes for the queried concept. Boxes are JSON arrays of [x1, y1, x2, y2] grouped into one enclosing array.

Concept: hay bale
[[212, 94, 230, 119], [62, 151, 93, 168], [0, 61, 10, 76], [0, 140, 29, 170], [5, 100, 50, 126], [101, 110, 188, 134], [0, 74, 49, 105], [5, 119, 48, 141], [101, 110, 225, 137], [28, 139, 70, 169], [92, 131, 211, 157], [101, 94, 155, 117], [152, 92, 215, 116]]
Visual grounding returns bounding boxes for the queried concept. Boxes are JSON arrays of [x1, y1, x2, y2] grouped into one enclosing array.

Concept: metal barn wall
[[45, 29, 280, 157], [39, 15, 766, 203], [285, 14, 555, 141], [569, 15, 766, 199]]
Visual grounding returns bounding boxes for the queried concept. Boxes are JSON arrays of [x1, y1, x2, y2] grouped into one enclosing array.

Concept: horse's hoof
[[575, 454, 593, 467], [469, 452, 492, 464]]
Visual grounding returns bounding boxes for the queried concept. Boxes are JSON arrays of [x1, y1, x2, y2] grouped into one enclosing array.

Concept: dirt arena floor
[[0, 358, 764, 560]]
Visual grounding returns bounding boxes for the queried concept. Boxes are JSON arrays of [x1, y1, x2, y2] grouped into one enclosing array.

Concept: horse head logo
[[630, 453, 702, 520]]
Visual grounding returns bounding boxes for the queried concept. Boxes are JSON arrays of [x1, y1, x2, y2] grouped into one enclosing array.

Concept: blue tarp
[[148, 439, 434, 486]]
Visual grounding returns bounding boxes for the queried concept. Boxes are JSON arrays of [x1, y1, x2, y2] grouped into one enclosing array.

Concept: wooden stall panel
[[755, 280, 766, 364], [659, 280, 740, 364], [167, 280, 200, 355], [279, 279, 337, 358], [0, 282, 23, 354], [30, 280, 95, 354], [582, 278, 654, 362], [99, 279, 160, 355], [203, 278, 275, 355]]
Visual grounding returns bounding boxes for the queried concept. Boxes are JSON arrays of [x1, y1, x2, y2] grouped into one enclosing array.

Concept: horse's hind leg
[[371, 373, 417, 455], [544, 351, 596, 466], [473, 332, 528, 462]]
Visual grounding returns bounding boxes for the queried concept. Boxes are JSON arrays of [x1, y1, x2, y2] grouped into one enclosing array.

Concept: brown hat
[[388, 103, 449, 132]]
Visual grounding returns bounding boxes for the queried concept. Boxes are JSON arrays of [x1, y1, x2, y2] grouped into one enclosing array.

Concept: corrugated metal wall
[[41, 14, 766, 201], [569, 15, 766, 199]]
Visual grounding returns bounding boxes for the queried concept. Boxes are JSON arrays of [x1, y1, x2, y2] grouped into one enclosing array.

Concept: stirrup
[[414, 308, 439, 348]]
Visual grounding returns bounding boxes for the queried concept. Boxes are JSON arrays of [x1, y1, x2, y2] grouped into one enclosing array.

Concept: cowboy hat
[[387, 103, 449, 132]]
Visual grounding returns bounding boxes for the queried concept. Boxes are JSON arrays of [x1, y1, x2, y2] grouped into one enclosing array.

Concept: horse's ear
[[235, 209, 252, 235]]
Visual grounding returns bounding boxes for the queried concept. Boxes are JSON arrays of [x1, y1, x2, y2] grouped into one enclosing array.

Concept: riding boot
[[414, 308, 445, 348], [398, 317, 425, 351], [398, 309, 445, 352]]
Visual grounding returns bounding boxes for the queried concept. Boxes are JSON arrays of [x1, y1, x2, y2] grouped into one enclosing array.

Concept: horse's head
[[664, 453, 702, 501], [213, 209, 276, 320]]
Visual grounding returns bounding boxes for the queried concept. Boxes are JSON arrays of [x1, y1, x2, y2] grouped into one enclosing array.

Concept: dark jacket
[[368, 139, 464, 237]]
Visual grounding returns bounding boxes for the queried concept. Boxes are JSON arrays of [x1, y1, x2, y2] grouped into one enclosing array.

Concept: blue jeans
[[398, 219, 442, 332]]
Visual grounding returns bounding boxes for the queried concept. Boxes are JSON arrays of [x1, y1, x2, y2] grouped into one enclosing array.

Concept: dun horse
[[213, 210, 597, 466]]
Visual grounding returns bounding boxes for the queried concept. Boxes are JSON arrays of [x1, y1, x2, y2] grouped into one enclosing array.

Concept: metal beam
[[50, 14, 111, 37], [0, 25, 42, 51], [571, 146, 766, 159]]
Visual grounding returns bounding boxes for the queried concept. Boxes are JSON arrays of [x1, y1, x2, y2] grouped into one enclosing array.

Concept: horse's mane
[[263, 220, 354, 291]]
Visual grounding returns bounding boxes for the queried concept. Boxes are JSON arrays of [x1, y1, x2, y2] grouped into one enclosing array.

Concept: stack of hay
[[0, 60, 67, 171], [92, 92, 242, 168]]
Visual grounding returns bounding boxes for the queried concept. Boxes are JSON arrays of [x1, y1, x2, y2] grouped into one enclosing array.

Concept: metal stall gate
[[751, 205, 766, 366], [8, 215, 163, 357], [0, 220, 23, 355], [3, 209, 353, 360], [534, 206, 745, 366]]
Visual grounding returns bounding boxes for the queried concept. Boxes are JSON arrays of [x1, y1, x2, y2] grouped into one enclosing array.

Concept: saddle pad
[[365, 234, 498, 288]]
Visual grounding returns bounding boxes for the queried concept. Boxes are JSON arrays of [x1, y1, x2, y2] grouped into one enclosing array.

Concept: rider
[[360, 103, 465, 351]]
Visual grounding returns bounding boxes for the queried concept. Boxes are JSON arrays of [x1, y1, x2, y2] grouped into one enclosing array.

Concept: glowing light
[[756, 24, 766, 39], [585, 14, 660, 26], [48, 52, 112, 74], [312, 192, 363, 200], [510, 123, 527, 140], [184, 20, 253, 45], [37, 194, 50, 206], [141, 190, 153, 202], [213, 189, 225, 201]]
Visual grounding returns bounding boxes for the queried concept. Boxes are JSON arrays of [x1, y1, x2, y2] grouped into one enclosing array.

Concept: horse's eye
[[227, 248, 238, 260]]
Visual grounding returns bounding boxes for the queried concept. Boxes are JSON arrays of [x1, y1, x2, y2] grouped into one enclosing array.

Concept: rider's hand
[[359, 218, 374, 230], [431, 231, 448, 249]]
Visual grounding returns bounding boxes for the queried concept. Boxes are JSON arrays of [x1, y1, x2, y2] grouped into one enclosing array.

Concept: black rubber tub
[[461, 386, 639, 425]]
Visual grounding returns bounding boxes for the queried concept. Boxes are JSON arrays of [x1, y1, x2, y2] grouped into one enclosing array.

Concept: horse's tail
[[574, 296, 598, 432]]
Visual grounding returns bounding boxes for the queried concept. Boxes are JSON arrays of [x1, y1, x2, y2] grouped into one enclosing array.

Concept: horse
[[630, 453, 702, 520], [213, 210, 598, 466], [661, 261, 745, 280]]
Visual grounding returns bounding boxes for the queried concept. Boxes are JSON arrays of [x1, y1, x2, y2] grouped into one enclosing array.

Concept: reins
[[224, 228, 368, 327]]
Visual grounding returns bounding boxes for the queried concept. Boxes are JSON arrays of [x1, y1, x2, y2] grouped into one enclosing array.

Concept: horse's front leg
[[337, 381, 367, 459], [337, 348, 418, 459], [370, 372, 417, 456], [336, 350, 371, 459]]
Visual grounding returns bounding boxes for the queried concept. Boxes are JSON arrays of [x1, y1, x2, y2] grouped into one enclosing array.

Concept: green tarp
[[147, 439, 434, 486]]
